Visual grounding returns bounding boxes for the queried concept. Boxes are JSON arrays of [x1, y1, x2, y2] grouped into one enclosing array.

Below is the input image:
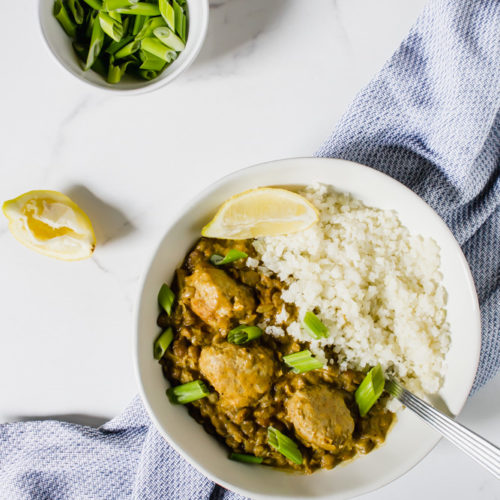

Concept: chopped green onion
[[141, 37, 176, 62], [82, 0, 103, 9], [153, 26, 185, 51], [99, 12, 124, 41], [139, 50, 167, 71], [159, 0, 175, 30], [282, 350, 324, 374], [180, 13, 186, 43], [53, 1, 77, 38], [210, 249, 248, 266], [84, 9, 95, 38], [227, 325, 262, 345], [107, 57, 132, 83], [103, 0, 136, 10], [135, 16, 166, 40], [355, 365, 385, 417], [67, 0, 85, 24], [54, 0, 187, 84], [138, 69, 158, 80], [167, 380, 210, 404], [229, 453, 263, 464], [108, 10, 122, 22], [267, 427, 302, 465], [106, 35, 134, 55], [115, 39, 141, 58], [172, 0, 186, 41], [302, 311, 329, 340], [116, 3, 161, 16], [85, 13, 104, 70], [132, 14, 147, 35], [73, 41, 106, 76], [153, 327, 174, 360], [158, 283, 175, 315]]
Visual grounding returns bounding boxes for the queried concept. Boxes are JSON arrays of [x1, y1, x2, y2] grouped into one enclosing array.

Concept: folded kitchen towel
[[1, 0, 499, 499]]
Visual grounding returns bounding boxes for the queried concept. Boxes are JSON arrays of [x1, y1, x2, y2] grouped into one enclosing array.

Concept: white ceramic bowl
[[38, 0, 208, 94], [135, 158, 481, 499]]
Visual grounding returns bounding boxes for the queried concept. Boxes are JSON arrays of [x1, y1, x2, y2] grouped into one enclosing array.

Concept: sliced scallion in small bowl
[[52, 0, 188, 84]]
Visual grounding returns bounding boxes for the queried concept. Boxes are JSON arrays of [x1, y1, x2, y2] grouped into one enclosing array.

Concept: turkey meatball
[[199, 343, 274, 408], [286, 385, 354, 451]]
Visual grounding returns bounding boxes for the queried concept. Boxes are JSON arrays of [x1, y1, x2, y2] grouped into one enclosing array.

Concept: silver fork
[[385, 379, 500, 479]]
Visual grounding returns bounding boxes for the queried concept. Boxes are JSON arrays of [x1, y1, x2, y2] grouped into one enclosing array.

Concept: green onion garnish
[[282, 350, 324, 374], [106, 35, 133, 54], [159, 0, 175, 30], [227, 325, 263, 345], [114, 39, 141, 58], [172, 0, 186, 42], [68, 0, 85, 25], [132, 14, 147, 35], [54, 0, 77, 38], [229, 453, 263, 464], [158, 283, 175, 315], [267, 426, 302, 465], [153, 26, 185, 51], [135, 16, 166, 40], [355, 365, 385, 417], [82, 0, 103, 9], [116, 3, 161, 16], [302, 311, 329, 339], [53, 0, 188, 83], [167, 380, 210, 404], [85, 13, 104, 70], [103, 0, 135, 10], [210, 249, 248, 266], [153, 327, 173, 360], [141, 37, 177, 62], [98, 12, 124, 42], [139, 50, 166, 71]]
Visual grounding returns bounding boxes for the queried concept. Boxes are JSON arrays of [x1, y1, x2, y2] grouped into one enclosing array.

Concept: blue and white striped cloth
[[1, 0, 498, 498]]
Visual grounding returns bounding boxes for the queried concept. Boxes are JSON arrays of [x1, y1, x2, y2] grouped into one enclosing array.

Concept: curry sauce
[[158, 238, 394, 473]]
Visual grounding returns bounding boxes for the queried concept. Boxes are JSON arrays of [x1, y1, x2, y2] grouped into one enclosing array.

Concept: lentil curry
[[157, 238, 394, 473]]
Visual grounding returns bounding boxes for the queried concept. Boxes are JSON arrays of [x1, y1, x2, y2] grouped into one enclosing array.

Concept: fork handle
[[396, 387, 500, 478]]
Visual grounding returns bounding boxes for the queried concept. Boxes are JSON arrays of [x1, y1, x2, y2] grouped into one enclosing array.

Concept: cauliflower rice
[[252, 183, 450, 395]]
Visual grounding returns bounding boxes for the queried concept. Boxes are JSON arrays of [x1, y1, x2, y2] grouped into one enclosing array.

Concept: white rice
[[253, 183, 450, 395]]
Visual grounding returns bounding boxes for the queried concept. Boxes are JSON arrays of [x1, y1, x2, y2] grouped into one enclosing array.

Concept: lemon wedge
[[202, 187, 319, 239], [2, 190, 96, 261]]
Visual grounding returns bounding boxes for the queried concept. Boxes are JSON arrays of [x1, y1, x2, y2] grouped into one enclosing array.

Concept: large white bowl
[[135, 158, 481, 499], [38, 0, 209, 94]]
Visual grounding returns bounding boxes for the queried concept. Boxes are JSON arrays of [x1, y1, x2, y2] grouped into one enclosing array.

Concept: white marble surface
[[1, 0, 499, 498]]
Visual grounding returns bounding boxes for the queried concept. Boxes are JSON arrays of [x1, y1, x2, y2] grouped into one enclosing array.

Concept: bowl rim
[[37, 0, 209, 95], [134, 157, 481, 499]]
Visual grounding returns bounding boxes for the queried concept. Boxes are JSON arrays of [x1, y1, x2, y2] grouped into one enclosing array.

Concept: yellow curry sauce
[[158, 238, 394, 473]]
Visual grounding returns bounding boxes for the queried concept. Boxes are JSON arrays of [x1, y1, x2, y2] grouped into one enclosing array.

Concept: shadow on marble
[[194, 0, 290, 66], [13, 414, 109, 428], [66, 185, 136, 246]]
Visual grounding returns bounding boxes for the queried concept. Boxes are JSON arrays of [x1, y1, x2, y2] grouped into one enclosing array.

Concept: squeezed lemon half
[[2, 190, 96, 261], [202, 187, 319, 239]]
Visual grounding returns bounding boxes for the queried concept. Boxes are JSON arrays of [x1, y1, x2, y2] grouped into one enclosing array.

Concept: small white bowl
[[38, 0, 208, 94], [135, 158, 481, 499]]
